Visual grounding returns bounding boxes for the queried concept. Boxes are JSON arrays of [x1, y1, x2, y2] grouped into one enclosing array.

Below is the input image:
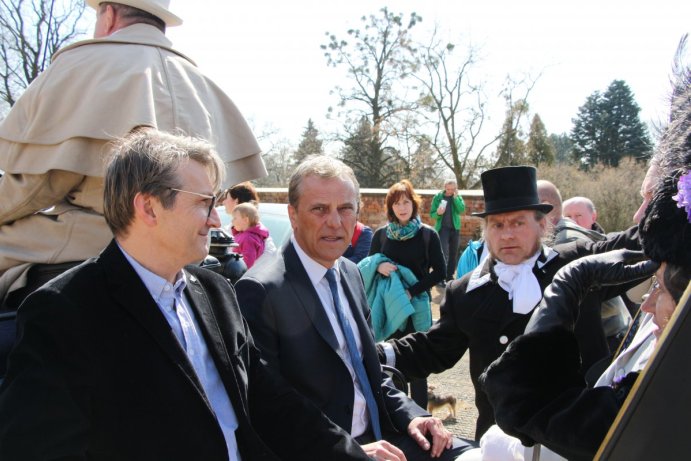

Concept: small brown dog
[[427, 385, 456, 419]]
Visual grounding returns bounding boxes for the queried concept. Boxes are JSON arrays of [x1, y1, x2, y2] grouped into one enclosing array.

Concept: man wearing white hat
[[0, 0, 265, 308]]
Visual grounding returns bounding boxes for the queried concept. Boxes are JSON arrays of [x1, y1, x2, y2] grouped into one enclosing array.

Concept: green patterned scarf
[[386, 217, 422, 241]]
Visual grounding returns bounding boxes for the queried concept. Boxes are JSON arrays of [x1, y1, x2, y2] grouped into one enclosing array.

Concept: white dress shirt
[[291, 236, 371, 437]]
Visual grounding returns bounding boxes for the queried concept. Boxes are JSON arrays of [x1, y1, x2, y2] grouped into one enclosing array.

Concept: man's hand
[[407, 416, 453, 458], [377, 262, 398, 277], [361, 440, 407, 461]]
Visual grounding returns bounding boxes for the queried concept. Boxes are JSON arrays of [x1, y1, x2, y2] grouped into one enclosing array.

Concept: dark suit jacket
[[235, 242, 427, 436], [386, 227, 642, 439], [0, 241, 369, 461]]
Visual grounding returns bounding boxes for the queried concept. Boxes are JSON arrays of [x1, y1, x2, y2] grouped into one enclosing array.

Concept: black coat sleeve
[[480, 329, 629, 461], [0, 290, 92, 460], [389, 283, 469, 379]]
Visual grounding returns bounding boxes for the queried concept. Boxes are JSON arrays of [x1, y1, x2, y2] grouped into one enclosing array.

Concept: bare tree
[[494, 100, 529, 166], [413, 36, 496, 188], [256, 142, 295, 187], [322, 7, 420, 186], [0, 0, 87, 112], [411, 34, 543, 189], [389, 111, 444, 187], [491, 74, 540, 167]]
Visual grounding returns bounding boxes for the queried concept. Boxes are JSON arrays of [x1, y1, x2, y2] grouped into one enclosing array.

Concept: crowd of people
[[0, 1, 689, 460]]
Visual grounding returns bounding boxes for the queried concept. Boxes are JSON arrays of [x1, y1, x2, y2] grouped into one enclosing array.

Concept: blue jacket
[[456, 239, 484, 279], [358, 254, 431, 341]]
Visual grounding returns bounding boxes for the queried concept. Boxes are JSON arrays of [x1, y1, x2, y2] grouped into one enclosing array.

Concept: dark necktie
[[324, 268, 382, 440]]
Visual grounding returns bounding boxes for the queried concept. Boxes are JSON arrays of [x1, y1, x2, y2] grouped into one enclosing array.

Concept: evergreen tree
[[293, 119, 324, 166], [339, 117, 402, 187], [599, 80, 652, 165], [526, 114, 555, 166], [571, 80, 652, 168], [571, 92, 604, 166], [549, 133, 574, 164], [495, 101, 528, 166]]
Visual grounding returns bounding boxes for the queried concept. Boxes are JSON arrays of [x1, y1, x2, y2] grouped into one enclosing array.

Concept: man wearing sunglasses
[[0, 130, 370, 461]]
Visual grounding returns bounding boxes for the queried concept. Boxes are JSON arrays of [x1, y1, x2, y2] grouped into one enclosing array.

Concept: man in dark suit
[[0, 130, 369, 461], [236, 156, 474, 461], [378, 166, 640, 440]]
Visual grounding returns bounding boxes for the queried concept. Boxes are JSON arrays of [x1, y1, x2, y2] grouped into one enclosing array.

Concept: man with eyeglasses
[[0, 130, 370, 461]]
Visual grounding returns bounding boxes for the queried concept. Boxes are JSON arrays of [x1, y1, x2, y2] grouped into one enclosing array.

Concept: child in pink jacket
[[230, 203, 270, 269]]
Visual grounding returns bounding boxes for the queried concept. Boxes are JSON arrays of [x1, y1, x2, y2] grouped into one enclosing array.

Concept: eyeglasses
[[169, 188, 217, 218], [641, 276, 660, 302]]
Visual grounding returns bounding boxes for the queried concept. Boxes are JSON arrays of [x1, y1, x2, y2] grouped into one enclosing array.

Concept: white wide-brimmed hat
[[86, 0, 182, 27]]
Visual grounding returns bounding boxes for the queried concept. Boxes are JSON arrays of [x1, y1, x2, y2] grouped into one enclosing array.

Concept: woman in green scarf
[[368, 179, 446, 408]]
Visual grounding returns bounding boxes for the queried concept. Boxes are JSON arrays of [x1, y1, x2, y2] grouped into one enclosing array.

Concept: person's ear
[[538, 215, 547, 233], [102, 4, 118, 34], [133, 192, 158, 226], [288, 204, 298, 231]]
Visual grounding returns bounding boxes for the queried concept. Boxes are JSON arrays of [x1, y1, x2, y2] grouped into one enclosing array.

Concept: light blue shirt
[[119, 245, 241, 461]]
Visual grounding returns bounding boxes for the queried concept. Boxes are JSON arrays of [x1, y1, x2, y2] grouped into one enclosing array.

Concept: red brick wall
[[257, 188, 486, 247]]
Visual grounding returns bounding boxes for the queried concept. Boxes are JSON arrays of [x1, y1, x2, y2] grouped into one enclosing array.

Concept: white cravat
[[494, 252, 542, 314]]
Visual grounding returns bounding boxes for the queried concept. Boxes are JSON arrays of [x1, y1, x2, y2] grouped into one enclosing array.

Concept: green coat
[[430, 191, 466, 231]]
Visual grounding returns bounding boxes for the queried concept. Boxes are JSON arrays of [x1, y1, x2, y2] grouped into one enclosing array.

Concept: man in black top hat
[[379, 166, 641, 439]]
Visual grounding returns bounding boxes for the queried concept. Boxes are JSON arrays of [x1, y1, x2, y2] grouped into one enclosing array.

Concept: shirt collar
[[537, 245, 558, 268], [290, 235, 340, 285], [117, 243, 186, 311]]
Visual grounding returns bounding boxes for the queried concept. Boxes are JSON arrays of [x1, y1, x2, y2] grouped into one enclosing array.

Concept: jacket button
[[499, 335, 509, 345]]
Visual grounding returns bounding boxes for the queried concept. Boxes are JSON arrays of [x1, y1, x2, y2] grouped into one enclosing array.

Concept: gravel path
[[426, 285, 478, 441]]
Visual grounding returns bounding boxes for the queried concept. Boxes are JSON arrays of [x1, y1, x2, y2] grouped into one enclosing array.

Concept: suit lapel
[[100, 242, 207, 400], [284, 243, 340, 352], [184, 273, 232, 362], [184, 272, 251, 419]]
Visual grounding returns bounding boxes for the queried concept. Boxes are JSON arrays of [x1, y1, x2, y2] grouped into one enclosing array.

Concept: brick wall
[[257, 188, 486, 247]]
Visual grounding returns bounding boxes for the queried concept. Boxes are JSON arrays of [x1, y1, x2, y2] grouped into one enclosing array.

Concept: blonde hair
[[233, 202, 259, 227]]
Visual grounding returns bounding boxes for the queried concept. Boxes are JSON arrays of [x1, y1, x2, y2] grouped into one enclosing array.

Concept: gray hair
[[288, 155, 360, 209], [100, 2, 166, 32], [563, 196, 596, 213], [103, 129, 224, 237], [444, 178, 457, 187]]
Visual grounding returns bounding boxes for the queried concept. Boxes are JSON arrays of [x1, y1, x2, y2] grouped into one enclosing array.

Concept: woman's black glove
[[526, 249, 658, 334]]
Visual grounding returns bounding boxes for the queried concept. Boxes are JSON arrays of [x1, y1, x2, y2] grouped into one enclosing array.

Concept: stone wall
[[257, 188, 486, 247]]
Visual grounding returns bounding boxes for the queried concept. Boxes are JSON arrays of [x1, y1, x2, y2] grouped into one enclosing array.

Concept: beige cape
[[0, 24, 266, 300]]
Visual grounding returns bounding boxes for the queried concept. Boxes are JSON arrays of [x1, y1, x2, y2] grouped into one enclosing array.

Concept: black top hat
[[472, 166, 553, 217]]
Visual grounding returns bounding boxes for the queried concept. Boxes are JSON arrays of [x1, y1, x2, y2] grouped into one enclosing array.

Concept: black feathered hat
[[473, 166, 553, 217], [639, 169, 691, 270]]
